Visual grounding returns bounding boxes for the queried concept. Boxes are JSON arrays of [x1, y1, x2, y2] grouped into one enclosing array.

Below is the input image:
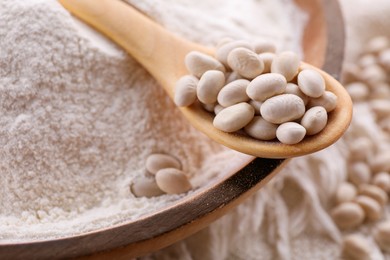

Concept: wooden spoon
[[59, 0, 352, 158]]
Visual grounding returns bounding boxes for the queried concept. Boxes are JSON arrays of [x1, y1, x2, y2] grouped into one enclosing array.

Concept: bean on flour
[[174, 39, 338, 145], [145, 153, 181, 175], [130, 176, 164, 198], [132, 153, 192, 197], [155, 168, 192, 195]]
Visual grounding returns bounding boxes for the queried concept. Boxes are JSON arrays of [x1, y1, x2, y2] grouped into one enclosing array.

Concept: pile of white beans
[[331, 36, 390, 259], [130, 153, 192, 197], [174, 39, 338, 145]]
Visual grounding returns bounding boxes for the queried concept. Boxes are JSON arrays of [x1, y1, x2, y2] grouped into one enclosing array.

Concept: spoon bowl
[[59, 0, 352, 158]]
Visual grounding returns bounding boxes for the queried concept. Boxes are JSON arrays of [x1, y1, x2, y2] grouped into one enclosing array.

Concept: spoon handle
[[59, 0, 209, 97]]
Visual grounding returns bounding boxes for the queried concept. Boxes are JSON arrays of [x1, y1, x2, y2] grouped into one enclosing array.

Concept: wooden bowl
[[0, 0, 345, 259]]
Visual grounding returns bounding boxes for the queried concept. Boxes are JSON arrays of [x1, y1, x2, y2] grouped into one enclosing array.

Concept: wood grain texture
[[0, 0, 347, 259]]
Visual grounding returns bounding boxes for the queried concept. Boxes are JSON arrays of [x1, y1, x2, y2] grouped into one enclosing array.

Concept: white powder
[[0, 0, 307, 241]]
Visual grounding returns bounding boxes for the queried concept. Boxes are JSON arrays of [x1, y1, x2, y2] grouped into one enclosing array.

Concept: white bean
[[155, 168, 192, 194], [258, 52, 275, 73], [355, 195, 382, 221], [271, 51, 300, 81], [307, 91, 338, 112], [297, 69, 326, 98], [330, 202, 365, 230], [246, 73, 287, 102], [370, 152, 390, 173], [379, 117, 390, 132], [253, 39, 276, 54], [366, 36, 389, 55], [378, 49, 390, 71], [300, 106, 328, 135], [370, 82, 390, 99], [216, 40, 254, 67], [358, 54, 377, 68], [213, 102, 254, 132], [202, 102, 216, 113], [358, 184, 388, 206], [249, 100, 263, 115], [361, 65, 387, 87], [276, 122, 306, 145], [130, 176, 164, 198], [370, 100, 390, 119], [335, 182, 357, 204], [348, 162, 372, 186], [349, 137, 375, 161], [146, 153, 181, 175], [227, 47, 264, 79], [197, 70, 225, 104], [225, 71, 243, 84], [244, 116, 278, 140], [216, 37, 233, 48], [174, 75, 198, 107], [341, 234, 372, 260], [260, 94, 305, 124], [372, 172, 390, 193], [342, 63, 363, 83], [214, 104, 225, 115], [374, 221, 390, 253], [346, 82, 369, 102], [217, 79, 250, 107], [185, 51, 225, 78], [284, 83, 309, 105]]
